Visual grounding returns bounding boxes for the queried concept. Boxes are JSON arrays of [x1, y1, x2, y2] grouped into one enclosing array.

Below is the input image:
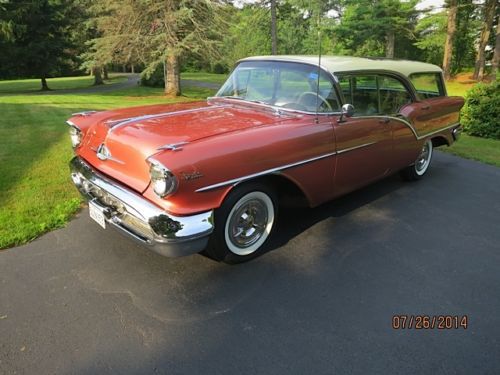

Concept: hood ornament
[[157, 142, 188, 152], [95, 143, 124, 164]]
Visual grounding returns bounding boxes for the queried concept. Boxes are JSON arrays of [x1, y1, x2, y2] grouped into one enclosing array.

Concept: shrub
[[461, 81, 500, 140], [140, 65, 164, 87]]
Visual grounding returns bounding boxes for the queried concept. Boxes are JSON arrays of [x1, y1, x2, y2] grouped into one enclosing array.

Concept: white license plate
[[89, 201, 106, 229]]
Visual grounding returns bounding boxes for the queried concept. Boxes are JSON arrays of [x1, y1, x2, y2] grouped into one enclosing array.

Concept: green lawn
[[445, 80, 474, 97], [181, 72, 228, 84], [0, 76, 215, 249], [0, 74, 127, 93], [442, 135, 500, 168]]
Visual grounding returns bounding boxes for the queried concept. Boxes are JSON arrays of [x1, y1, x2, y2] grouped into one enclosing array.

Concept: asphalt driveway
[[1, 151, 499, 374]]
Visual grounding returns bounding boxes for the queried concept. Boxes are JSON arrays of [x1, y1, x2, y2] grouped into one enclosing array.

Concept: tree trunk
[[473, 0, 496, 81], [103, 66, 109, 80], [442, 0, 457, 80], [122, 65, 127, 73], [131, 64, 135, 74], [270, 0, 277, 55], [385, 30, 395, 58], [92, 67, 104, 85], [40, 76, 50, 91], [165, 54, 181, 97], [492, 19, 500, 80]]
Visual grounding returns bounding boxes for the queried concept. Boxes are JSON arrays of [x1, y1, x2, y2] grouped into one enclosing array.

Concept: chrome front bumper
[[69, 157, 214, 257]]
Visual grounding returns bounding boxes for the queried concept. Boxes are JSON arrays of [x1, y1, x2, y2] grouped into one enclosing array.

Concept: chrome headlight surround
[[67, 121, 82, 148], [148, 159, 178, 198]]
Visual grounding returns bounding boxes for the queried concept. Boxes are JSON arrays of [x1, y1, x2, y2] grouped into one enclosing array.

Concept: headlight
[[149, 161, 177, 197], [69, 125, 82, 148]]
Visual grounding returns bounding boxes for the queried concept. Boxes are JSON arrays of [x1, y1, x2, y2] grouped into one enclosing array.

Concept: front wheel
[[400, 139, 433, 181], [205, 183, 278, 264]]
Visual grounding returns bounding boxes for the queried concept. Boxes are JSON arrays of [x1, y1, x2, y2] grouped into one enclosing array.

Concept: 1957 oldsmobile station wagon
[[68, 56, 464, 263]]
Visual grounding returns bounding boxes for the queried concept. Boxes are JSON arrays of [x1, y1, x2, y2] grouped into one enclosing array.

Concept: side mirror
[[338, 104, 354, 123]]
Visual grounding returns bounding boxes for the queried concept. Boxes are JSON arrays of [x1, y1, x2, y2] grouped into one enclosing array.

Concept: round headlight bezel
[[149, 160, 178, 198], [69, 125, 82, 148]]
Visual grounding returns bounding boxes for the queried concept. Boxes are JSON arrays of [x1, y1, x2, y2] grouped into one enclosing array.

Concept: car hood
[[74, 100, 283, 193]]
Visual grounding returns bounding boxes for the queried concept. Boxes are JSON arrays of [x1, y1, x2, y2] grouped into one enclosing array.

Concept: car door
[[332, 74, 393, 197], [402, 73, 463, 136]]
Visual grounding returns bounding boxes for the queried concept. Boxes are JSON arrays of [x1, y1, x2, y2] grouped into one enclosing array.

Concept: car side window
[[338, 75, 379, 115], [378, 75, 412, 114], [338, 73, 413, 116], [410, 73, 445, 100]]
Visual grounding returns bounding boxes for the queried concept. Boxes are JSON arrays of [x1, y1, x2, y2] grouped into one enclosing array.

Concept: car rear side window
[[410, 73, 445, 100], [378, 76, 412, 114], [338, 74, 412, 116]]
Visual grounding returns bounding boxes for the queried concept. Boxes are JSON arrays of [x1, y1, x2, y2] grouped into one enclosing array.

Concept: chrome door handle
[[421, 105, 431, 110], [379, 117, 390, 124]]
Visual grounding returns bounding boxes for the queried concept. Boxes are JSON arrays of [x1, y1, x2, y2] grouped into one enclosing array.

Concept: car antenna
[[315, 0, 322, 124]]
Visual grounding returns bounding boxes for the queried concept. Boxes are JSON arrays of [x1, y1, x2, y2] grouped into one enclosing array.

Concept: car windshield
[[216, 61, 340, 113]]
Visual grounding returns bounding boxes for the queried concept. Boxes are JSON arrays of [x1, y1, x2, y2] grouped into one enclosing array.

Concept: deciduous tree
[[88, 0, 228, 97], [442, 0, 458, 80], [492, 18, 500, 79], [473, 0, 497, 81], [0, 0, 76, 89]]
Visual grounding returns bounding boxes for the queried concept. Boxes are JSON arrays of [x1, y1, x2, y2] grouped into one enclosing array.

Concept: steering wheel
[[297, 92, 333, 111]]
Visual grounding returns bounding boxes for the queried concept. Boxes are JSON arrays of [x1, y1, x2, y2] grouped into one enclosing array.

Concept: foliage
[[414, 12, 447, 66], [334, 0, 419, 58], [141, 65, 165, 88], [85, 0, 229, 95], [0, 0, 78, 83], [461, 81, 500, 139]]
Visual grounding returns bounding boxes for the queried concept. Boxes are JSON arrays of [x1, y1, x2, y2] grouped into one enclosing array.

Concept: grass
[[0, 75, 215, 249], [0, 74, 127, 93], [442, 135, 500, 168], [181, 72, 228, 84]]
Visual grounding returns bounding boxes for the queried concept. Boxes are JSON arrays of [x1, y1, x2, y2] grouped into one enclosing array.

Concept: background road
[[1, 152, 499, 374]]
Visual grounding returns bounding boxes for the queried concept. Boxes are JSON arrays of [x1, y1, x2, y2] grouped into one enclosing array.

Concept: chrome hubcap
[[228, 199, 268, 249], [415, 141, 431, 173]]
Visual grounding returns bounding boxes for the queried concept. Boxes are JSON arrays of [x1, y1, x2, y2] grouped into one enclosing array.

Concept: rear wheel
[[400, 139, 433, 181], [205, 183, 278, 264]]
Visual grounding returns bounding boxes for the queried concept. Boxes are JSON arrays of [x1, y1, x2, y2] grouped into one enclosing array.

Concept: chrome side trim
[[336, 142, 377, 154], [358, 116, 460, 140], [195, 152, 337, 193], [418, 122, 461, 139], [196, 141, 382, 193]]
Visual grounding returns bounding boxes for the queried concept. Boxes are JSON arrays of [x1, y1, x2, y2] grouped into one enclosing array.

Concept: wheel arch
[[431, 135, 450, 148]]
